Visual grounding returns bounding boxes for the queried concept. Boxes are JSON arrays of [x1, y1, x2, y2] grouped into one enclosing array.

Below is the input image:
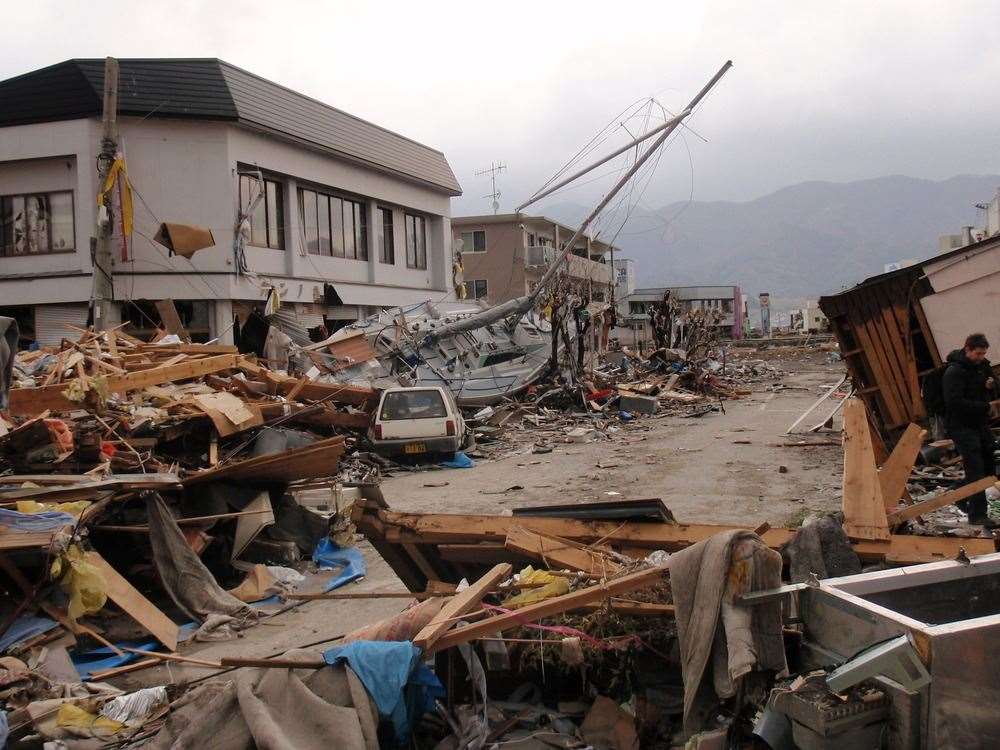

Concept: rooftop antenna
[[475, 161, 506, 214]]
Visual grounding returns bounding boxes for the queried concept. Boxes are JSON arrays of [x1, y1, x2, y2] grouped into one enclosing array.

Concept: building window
[[527, 232, 536, 246], [299, 188, 368, 260], [239, 175, 284, 249], [377, 208, 395, 264], [460, 230, 486, 253], [1, 191, 75, 256], [405, 213, 427, 269], [465, 279, 488, 299]]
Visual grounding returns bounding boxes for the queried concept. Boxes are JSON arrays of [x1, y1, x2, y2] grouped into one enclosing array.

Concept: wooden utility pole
[[92, 57, 119, 332]]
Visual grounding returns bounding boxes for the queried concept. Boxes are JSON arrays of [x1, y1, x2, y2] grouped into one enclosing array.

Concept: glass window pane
[[380, 208, 394, 264], [355, 202, 366, 260], [343, 200, 356, 259], [475, 231, 485, 252], [25, 194, 48, 253], [1, 197, 12, 256], [330, 197, 345, 257], [49, 192, 74, 251], [301, 190, 318, 254], [318, 195, 331, 256], [10, 196, 25, 255], [417, 217, 426, 269], [266, 181, 281, 249], [250, 180, 267, 246], [405, 215, 416, 266]]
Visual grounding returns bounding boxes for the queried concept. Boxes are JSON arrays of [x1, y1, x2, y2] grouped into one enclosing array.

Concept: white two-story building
[[0, 58, 461, 346]]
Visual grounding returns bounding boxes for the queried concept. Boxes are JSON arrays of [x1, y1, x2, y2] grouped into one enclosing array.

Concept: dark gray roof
[[0, 59, 461, 195]]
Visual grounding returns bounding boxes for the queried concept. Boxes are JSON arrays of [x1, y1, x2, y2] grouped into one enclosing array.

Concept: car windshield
[[380, 390, 448, 420]]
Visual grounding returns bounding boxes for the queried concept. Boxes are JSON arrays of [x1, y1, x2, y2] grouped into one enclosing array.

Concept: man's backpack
[[922, 363, 948, 416]]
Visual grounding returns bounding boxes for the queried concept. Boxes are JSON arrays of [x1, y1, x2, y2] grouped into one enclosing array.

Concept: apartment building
[[619, 284, 744, 347], [451, 214, 615, 304], [0, 59, 461, 346]]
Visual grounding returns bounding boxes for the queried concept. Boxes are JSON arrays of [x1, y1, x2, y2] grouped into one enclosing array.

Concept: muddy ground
[[119, 348, 846, 690]]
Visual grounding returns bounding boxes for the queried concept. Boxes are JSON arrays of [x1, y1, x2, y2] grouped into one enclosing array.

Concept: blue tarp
[[0, 508, 76, 532], [71, 624, 197, 681], [440, 451, 474, 469], [323, 640, 443, 743], [312, 539, 366, 592], [0, 615, 58, 652]]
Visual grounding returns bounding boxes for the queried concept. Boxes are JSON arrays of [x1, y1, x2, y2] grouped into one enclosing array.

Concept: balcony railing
[[524, 246, 612, 285]]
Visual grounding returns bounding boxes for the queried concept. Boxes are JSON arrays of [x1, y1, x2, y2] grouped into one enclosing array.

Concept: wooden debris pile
[[0, 324, 383, 743]]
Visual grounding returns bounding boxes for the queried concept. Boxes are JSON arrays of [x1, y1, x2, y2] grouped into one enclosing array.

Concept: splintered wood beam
[[411, 563, 512, 651], [888, 476, 997, 525], [878, 423, 925, 510], [85, 551, 179, 651], [7, 354, 240, 416], [428, 565, 667, 654], [355, 504, 997, 566], [505, 525, 622, 576], [841, 398, 891, 541]]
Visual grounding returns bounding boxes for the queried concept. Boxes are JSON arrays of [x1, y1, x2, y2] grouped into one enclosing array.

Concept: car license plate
[[404, 442, 426, 454]]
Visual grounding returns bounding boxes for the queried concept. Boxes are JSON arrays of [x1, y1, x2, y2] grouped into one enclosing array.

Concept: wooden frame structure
[[819, 266, 941, 444]]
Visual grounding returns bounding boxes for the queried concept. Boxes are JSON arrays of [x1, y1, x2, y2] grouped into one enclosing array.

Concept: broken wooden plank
[[8, 354, 241, 416], [84, 551, 179, 651], [505, 525, 622, 576], [354, 503, 996, 566], [412, 563, 512, 652], [878, 423, 925, 510], [887, 476, 998, 525], [153, 299, 192, 342], [841, 398, 891, 541], [786, 375, 848, 434], [429, 565, 667, 653], [182, 436, 346, 486]]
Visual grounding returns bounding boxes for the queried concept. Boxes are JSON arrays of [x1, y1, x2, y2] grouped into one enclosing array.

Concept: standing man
[[943, 333, 998, 527]]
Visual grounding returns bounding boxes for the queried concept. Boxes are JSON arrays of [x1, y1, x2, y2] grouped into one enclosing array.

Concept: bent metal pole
[[428, 60, 732, 341], [525, 60, 733, 300]]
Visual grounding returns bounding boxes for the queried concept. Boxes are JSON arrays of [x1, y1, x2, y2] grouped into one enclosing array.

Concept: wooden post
[[842, 398, 891, 540]]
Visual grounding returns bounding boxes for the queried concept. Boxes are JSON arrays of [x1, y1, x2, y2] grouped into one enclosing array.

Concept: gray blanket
[[142, 650, 378, 750], [668, 529, 787, 734]]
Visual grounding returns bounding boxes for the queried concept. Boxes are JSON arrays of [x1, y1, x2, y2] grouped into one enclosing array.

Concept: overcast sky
[[5, 1, 1000, 215]]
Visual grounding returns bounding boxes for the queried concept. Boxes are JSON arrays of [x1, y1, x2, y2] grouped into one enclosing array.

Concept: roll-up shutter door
[[34, 304, 89, 347]]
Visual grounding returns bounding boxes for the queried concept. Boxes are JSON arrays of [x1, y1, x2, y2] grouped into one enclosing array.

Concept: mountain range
[[540, 174, 1000, 300]]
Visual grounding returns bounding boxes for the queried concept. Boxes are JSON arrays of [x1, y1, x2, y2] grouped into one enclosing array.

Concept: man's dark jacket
[[943, 348, 993, 431]]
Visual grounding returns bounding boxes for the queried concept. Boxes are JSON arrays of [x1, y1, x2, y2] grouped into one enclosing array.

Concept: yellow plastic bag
[[502, 566, 570, 610], [56, 703, 125, 736], [50, 545, 107, 620], [17, 500, 91, 517]]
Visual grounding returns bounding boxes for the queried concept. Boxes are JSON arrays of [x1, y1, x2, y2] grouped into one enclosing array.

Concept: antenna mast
[[475, 161, 507, 214]]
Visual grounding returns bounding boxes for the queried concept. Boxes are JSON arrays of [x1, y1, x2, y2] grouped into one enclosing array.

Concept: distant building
[[611, 258, 635, 319], [790, 306, 829, 333], [450, 214, 614, 304], [937, 188, 1000, 253], [618, 284, 743, 347], [0, 58, 460, 347]]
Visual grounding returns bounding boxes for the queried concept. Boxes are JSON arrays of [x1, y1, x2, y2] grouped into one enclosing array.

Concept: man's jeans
[[951, 427, 997, 520]]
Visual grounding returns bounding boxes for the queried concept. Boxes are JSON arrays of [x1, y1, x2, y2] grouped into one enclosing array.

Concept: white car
[[369, 386, 468, 457]]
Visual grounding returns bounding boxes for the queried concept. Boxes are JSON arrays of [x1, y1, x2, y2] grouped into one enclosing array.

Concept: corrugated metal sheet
[[0, 59, 460, 195], [34, 303, 88, 348]]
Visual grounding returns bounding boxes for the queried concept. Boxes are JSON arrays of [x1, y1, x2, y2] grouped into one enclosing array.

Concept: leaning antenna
[[475, 161, 507, 214]]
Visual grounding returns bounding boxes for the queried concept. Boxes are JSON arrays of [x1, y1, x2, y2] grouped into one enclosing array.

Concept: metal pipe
[[516, 112, 687, 212]]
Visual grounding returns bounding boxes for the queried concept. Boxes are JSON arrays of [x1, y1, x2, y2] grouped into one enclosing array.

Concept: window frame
[[460, 229, 486, 253], [378, 207, 395, 264], [405, 212, 428, 270], [238, 175, 284, 250], [299, 186, 368, 261], [465, 278, 488, 300], [0, 190, 76, 257]]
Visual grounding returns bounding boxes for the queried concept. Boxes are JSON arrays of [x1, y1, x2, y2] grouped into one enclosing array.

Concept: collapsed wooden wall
[[819, 269, 941, 444]]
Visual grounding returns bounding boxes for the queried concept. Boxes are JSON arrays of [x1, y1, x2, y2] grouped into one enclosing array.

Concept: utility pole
[[92, 57, 119, 332], [475, 161, 506, 214]]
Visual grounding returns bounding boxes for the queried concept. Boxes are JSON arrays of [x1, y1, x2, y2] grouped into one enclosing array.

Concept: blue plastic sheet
[[312, 538, 366, 592], [72, 623, 196, 680], [323, 640, 443, 743], [0, 615, 57, 652], [0, 508, 76, 532], [440, 451, 474, 469]]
